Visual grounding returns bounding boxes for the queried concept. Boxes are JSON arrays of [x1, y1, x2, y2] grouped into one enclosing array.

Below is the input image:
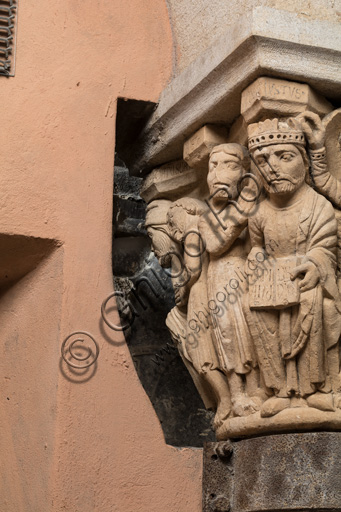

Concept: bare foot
[[213, 400, 231, 429], [260, 397, 290, 418], [232, 394, 260, 417], [306, 392, 335, 412]]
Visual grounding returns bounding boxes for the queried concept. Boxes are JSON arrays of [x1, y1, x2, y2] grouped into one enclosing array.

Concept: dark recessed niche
[[112, 158, 215, 447], [115, 98, 156, 171]]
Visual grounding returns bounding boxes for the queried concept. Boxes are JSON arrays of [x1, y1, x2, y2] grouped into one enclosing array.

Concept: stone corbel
[[125, 6, 341, 176]]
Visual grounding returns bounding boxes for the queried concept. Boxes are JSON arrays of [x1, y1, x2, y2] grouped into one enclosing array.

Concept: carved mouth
[[211, 183, 231, 192], [269, 178, 291, 184]]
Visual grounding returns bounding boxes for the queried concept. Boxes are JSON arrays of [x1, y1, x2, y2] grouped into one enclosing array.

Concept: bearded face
[[207, 151, 244, 204], [252, 144, 306, 196]]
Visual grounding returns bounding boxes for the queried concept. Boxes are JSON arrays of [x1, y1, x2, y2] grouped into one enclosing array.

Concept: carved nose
[[267, 157, 280, 175]]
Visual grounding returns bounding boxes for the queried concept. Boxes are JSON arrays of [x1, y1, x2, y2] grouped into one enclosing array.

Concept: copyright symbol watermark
[[61, 331, 99, 369]]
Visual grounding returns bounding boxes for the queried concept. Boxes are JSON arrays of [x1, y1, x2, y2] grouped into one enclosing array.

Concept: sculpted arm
[[290, 196, 338, 295], [299, 111, 341, 207], [167, 203, 207, 307], [310, 149, 341, 207], [199, 186, 258, 256], [246, 210, 268, 271], [177, 231, 203, 302], [199, 208, 247, 257], [305, 197, 338, 296], [248, 211, 264, 248]]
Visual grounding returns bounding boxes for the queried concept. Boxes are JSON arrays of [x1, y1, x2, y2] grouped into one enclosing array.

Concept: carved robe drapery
[[143, 89, 341, 437], [246, 184, 341, 397]]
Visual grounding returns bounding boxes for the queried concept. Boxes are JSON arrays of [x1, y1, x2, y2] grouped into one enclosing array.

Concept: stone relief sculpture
[[299, 110, 341, 291], [198, 144, 263, 418], [166, 197, 232, 428], [143, 78, 341, 440], [145, 198, 231, 429], [246, 117, 341, 419]]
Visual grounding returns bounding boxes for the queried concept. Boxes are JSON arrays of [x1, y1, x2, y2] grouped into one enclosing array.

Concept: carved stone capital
[[241, 77, 333, 125]]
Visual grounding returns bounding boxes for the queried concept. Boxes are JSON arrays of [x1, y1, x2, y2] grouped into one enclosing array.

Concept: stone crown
[[248, 117, 306, 152]]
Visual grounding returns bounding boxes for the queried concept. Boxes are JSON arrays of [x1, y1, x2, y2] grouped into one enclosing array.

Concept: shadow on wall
[[113, 100, 215, 447], [0, 234, 63, 511]]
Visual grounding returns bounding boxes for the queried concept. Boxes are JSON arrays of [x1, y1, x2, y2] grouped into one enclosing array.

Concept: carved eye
[[256, 156, 267, 166], [226, 162, 240, 170], [280, 153, 294, 161]]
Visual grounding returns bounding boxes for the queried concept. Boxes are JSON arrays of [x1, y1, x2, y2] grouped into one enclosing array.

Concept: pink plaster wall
[[1, 1, 202, 510]]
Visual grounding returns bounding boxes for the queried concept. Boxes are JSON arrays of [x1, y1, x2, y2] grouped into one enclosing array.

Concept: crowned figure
[[245, 117, 341, 418]]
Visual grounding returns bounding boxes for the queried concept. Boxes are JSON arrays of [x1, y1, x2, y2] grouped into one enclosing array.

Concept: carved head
[[248, 118, 309, 196], [145, 200, 174, 267], [167, 198, 207, 244], [207, 143, 250, 203]]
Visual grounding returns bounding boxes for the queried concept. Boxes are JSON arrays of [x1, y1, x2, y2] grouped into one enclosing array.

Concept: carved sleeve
[[198, 207, 248, 257], [183, 232, 203, 283], [248, 210, 264, 249], [311, 147, 341, 207], [305, 195, 338, 299]]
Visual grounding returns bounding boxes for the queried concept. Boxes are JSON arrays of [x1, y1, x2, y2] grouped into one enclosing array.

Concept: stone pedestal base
[[216, 408, 341, 440], [203, 433, 341, 512]]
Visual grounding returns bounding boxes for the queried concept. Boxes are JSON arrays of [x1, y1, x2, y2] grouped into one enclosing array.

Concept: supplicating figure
[[166, 197, 231, 428], [198, 143, 263, 418], [145, 199, 231, 428]]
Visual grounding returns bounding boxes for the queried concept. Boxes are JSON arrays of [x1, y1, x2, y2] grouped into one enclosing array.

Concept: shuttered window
[[0, 0, 17, 76]]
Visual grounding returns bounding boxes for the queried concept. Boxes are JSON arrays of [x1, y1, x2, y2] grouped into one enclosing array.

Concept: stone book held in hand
[[249, 256, 300, 309]]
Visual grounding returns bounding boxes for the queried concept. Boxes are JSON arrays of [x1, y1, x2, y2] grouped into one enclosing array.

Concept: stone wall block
[[241, 77, 333, 124]]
